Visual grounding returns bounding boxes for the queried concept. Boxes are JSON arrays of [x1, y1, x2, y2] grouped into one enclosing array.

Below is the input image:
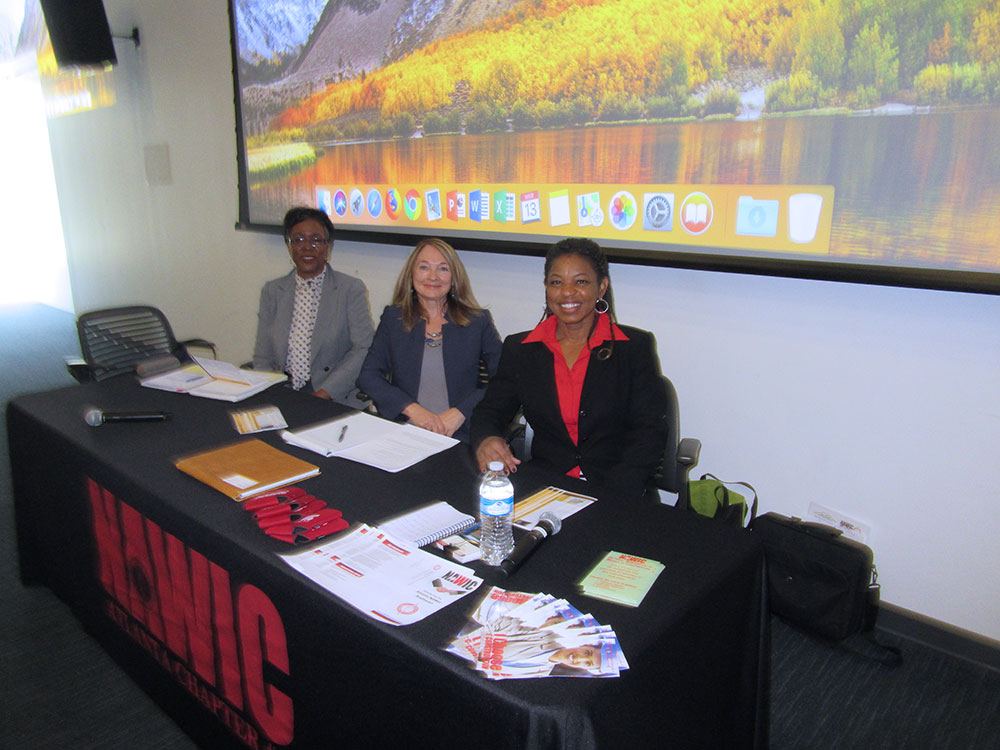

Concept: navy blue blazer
[[253, 266, 374, 408], [357, 305, 503, 442], [470, 325, 668, 500]]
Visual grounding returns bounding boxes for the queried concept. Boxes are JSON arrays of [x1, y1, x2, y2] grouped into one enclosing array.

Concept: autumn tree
[[793, 2, 847, 87], [848, 22, 899, 96]]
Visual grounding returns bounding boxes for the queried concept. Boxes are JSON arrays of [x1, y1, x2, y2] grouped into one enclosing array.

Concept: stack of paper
[[282, 411, 458, 472], [577, 551, 665, 607], [445, 586, 628, 679], [280, 524, 482, 625]]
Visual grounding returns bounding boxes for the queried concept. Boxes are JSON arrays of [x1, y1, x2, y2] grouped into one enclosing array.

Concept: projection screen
[[229, 0, 1000, 294]]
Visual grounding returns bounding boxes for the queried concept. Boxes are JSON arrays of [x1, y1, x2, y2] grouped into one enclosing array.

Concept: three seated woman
[[256, 209, 667, 500]]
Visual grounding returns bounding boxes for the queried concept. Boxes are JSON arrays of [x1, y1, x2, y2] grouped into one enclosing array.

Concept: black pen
[[338, 424, 348, 442]]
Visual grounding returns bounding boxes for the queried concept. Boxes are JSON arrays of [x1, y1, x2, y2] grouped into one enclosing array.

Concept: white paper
[[282, 412, 458, 472], [191, 355, 254, 384], [140, 356, 286, 402], [280, 524, 482, 625], [139, 362, 214, 392]]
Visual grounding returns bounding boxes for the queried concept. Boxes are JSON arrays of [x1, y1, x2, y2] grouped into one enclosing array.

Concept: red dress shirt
[[522, 313, 629, 477]]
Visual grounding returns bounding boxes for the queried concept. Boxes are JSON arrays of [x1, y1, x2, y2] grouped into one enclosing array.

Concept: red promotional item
[[265, 516, 349, 544], [253, 495, 319, 521], [256, 500, 332, 529], [263, 509, 344, 537], [243, 486, 307, 512]]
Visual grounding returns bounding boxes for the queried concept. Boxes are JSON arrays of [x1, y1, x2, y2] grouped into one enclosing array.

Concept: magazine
[[444, 586, 628, 679]]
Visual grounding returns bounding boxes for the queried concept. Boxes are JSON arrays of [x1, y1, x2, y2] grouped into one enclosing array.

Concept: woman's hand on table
[[475, 436, 521, 474], [403, 403, 449, 435]]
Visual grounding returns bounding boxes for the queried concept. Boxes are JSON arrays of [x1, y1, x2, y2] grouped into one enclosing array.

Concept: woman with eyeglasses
[[356, 238, 502, 442], [471, 237, 668, 501], [253, 206, 374, 407]]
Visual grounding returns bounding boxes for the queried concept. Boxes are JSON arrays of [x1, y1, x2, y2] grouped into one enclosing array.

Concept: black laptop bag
[[750, 512, 879, 640]]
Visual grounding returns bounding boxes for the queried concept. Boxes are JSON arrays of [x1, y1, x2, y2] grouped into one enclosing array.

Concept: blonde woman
[[357, 238, 502, 441]]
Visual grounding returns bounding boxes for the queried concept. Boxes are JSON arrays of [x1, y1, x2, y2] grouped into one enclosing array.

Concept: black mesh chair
[[653, 375, 701, 498], [69, 305, 215, 382]]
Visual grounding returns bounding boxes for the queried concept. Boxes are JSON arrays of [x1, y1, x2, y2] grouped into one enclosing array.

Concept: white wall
[[47, 1, 1000, 641], [0, 50, 72, 311]]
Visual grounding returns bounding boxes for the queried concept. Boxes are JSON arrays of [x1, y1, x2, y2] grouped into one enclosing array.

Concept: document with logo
[[280, 524, 482, 625], [281, 411, 458, 472]]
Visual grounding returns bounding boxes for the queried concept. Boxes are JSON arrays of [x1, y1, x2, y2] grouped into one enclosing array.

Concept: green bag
[[679, 473, 758, 527]]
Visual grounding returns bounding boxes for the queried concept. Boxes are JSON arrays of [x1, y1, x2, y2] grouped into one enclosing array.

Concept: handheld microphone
[[499, 511, 562, 577], [84, 407, 171, 426]]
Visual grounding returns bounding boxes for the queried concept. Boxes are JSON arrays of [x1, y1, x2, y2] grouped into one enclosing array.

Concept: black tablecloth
[[9, 377, 767, 749]]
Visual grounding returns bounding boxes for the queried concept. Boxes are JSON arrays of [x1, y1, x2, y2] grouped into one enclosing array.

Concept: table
[[9, 377, 768, 749]]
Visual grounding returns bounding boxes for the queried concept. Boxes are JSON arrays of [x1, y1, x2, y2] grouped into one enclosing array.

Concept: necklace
[[425, 330, 442, 347]]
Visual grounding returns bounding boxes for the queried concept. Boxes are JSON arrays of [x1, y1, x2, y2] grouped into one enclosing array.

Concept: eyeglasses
[[288, 236, 331, 249]]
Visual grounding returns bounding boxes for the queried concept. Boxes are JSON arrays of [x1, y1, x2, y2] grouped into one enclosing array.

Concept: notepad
[[378, 501, 477, 548], [174, 438, 320, 500]]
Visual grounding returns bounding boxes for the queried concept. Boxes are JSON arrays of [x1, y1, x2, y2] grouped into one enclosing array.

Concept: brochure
[[577, 551, 665, 607], [513, 485, 597, 530], [280, 524, 482, 626], [444, 586, 627, 679], [230, 405, 288, 434]]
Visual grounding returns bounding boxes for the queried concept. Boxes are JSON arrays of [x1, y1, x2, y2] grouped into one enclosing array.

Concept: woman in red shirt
[[471, 238, 669, 501]]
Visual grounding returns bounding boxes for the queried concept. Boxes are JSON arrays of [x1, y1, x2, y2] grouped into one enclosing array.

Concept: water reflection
[[251, 108, 1000, 272]]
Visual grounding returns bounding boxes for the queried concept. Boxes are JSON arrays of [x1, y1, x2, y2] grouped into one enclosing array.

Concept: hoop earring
[[595, 298, 609, 314]]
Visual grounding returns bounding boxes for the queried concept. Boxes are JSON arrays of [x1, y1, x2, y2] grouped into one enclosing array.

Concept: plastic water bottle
[[479, 461, 514, 566]]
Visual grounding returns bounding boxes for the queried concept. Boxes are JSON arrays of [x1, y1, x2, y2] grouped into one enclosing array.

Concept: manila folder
[[175, 438, 320, 500]]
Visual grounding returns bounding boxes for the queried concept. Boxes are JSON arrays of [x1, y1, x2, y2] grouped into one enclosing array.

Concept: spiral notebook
[[378, 501, 477, 548]]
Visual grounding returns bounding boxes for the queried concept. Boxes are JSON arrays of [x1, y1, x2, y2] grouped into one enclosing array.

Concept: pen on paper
[[338, 425, 348, 442]]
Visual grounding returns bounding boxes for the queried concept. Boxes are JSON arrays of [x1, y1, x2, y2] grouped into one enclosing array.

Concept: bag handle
[[701, 473, 758, 525]]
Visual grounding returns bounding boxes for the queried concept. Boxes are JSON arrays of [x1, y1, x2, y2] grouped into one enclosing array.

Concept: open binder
[[139, 355, 286, 402]]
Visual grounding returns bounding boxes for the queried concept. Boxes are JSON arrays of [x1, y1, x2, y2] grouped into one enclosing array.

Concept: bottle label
[[480, 494, 512, 516]]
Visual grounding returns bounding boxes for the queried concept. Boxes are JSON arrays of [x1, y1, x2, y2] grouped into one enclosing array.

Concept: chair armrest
[[677, 437, 702, 467], [504, 412, 532, 461], [64, 356, 93, 383]]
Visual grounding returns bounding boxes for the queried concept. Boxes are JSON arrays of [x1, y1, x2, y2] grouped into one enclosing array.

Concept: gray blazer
[[253, 266, 374, 408]]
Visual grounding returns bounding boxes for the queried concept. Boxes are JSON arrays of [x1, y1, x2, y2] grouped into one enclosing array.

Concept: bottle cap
[[488, 461, 503, 472]]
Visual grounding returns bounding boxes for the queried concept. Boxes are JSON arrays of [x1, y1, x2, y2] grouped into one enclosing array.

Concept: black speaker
[[39, 0, 117, 68]]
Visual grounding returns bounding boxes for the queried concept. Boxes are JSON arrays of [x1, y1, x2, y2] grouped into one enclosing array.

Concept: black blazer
[[357, 305, 502, 442], [470, 324, 668, 500]]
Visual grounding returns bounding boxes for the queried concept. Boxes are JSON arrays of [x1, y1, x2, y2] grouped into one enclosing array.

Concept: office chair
[[506, 375, 701, 500], [653, 375, 702, 499], [68, 305, 215, 382]]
